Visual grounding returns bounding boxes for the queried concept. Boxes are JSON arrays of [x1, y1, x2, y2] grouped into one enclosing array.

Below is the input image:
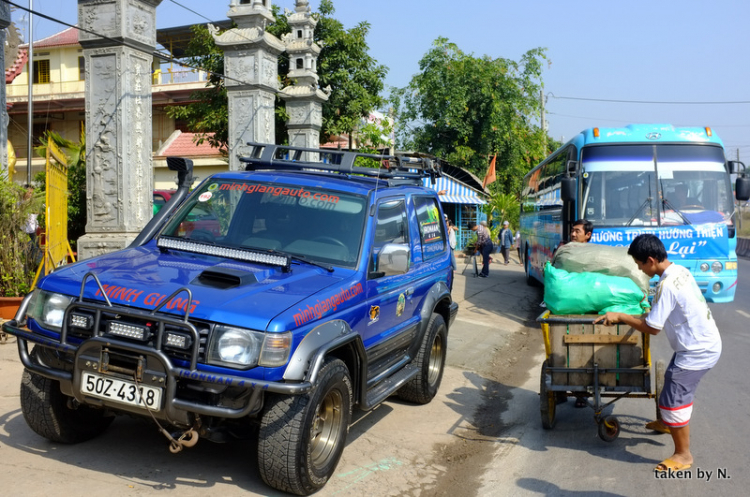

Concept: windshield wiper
[[660, 180, 691, 225], [661, 198, 692, 225], [290, 255, 334, 273], [626, 197, 654, 226]]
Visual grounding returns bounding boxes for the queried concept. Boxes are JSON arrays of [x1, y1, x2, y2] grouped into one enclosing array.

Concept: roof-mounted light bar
[[157, 237, 292, 272]]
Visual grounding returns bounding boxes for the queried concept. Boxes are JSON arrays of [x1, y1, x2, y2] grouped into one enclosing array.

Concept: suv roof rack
[[239, 142, 441, 184]]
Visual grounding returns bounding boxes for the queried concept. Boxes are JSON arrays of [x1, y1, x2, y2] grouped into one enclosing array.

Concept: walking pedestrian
[[444, 214, 457, 251], [470, 222, 493, 277], [595, 234, 720, 473], [444, 213, 457, 270], [498, 221, 513, 265]]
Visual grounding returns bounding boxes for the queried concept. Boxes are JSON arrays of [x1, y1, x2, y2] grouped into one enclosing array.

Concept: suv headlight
[[207, 326, 291, 369], [26, 290, 75, 332]]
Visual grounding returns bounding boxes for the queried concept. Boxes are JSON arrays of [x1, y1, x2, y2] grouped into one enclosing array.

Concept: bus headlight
[[26, 290, 75, 332], [700, 263, 710, 272], [711, 262, 722, 273]]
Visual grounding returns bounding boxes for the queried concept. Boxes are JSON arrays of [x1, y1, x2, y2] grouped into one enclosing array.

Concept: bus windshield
[[580, 145, 733, 227]]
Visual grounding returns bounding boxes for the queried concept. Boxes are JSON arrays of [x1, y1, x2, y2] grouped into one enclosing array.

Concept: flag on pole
[[482, 155, 497, 188]]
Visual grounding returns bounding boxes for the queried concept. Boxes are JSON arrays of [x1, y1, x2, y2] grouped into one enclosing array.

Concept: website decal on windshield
[[215, 182, 340, 204]]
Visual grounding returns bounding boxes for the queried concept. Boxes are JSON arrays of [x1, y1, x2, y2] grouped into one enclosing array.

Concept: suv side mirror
[[372, 243, 410, 278], [561, 177, 576, 202], [737, 176, 750, 201], [129, 157, 195, 248]]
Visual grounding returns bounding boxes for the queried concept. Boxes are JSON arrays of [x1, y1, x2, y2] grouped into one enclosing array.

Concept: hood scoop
[[193, 267, 259, 289]]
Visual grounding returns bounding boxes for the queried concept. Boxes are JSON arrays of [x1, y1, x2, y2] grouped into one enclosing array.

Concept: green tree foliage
[[0, 172, 42, 296], [485, 192, 520, 230], [314, 0, 387, 144], [166, 1, 387, 149], [391, 38, 550, 196], [164, 25, 229, 153], [33, 130, 87, 248]]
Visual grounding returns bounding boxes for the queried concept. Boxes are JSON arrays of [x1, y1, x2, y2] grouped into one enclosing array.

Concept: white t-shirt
[[645, 263, 721, 370]]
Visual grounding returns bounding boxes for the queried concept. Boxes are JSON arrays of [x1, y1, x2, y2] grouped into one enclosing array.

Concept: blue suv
[[3, 143, 458, 495]]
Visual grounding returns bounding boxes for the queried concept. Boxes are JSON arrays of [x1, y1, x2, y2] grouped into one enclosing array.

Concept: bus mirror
[[561, 177, 576, 202], [736, 176, 750, 201], [728, 160, 745, 175], [566, 160, 578, 174]]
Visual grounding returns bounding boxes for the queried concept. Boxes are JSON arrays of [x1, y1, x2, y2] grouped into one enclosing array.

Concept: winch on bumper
[[5, 291, 312, 428]]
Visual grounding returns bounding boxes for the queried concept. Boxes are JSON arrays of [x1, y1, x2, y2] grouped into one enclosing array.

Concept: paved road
[[0, 254, 539, 496], [3, 255, 744, 496], [478, 258, 750, 497]]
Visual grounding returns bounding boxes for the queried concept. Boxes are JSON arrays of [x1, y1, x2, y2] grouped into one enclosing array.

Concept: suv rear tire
[[257, 358, 352, 495], [398, 313, 447, 404]]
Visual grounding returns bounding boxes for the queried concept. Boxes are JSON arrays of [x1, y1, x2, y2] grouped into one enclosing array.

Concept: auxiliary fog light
[[712, 282, 722, 293], [165, 332, 191, 349], [70, 313, 93, 330], [108, 321, 149, 341]]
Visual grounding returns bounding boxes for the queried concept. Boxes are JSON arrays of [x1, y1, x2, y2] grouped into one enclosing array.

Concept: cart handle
[[536, 311, 600, 325]]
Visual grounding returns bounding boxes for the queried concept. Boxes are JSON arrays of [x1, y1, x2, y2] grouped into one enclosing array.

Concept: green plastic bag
[[543, 262, 649, 315]]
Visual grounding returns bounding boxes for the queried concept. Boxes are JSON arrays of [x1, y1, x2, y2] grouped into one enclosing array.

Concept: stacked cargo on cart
[[537, 244, 663, 441]]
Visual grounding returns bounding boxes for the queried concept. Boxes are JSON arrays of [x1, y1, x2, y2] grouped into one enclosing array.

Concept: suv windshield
[[160, 179, 367, 268], [580, 144, 734, 226]]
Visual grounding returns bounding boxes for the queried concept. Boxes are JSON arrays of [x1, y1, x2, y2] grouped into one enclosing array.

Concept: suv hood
[[37, 246, 349, 331]]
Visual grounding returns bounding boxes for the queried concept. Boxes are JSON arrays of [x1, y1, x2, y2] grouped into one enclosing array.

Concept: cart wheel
[[654, 360, 666, 420], [540, 360, 556, 430], [598, 415, 620, 442]]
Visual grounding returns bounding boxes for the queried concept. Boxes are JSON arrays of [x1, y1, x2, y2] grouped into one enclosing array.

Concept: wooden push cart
[[537, 311, 665, 441]]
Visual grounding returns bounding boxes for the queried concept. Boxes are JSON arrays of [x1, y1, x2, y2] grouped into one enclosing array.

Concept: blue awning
[[422, 176, 487, 205]]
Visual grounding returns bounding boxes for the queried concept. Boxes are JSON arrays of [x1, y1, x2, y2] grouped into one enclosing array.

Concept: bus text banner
[[589, 223, 729, 259]]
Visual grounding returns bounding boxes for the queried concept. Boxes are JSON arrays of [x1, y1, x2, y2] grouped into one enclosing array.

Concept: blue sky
[[15, 0, 750, 159]]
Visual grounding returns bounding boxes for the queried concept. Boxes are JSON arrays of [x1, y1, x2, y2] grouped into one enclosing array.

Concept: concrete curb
[[738, 237, 750, 258]]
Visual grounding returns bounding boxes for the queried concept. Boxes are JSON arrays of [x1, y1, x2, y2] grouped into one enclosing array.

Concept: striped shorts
[[659, 356, 710, 428]]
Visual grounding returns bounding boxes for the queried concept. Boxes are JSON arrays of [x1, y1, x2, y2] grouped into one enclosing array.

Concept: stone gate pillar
[[0, 3, 10, 171], [211, 0, 284, 171], [279, 0, 329, 160], [77, 0, 162, 260]]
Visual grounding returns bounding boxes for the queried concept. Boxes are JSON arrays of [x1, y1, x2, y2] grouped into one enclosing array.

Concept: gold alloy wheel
[[427, 332, 445, 386], [310, 388, 344, 468]]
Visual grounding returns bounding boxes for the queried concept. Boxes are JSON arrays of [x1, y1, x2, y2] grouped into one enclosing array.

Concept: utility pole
[[26, 0, 34, 185], [540, 89, 546, 152]]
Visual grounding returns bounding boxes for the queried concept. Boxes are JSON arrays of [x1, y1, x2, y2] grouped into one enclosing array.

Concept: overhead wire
[[3, 0, 254, 88], [167, 0, 216, 25], [548, 93, 750, 105]]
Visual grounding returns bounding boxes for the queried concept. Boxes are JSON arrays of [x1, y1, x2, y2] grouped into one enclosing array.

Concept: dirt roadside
[[0, 258, 544, 496], [428, 257, 544, 496]]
